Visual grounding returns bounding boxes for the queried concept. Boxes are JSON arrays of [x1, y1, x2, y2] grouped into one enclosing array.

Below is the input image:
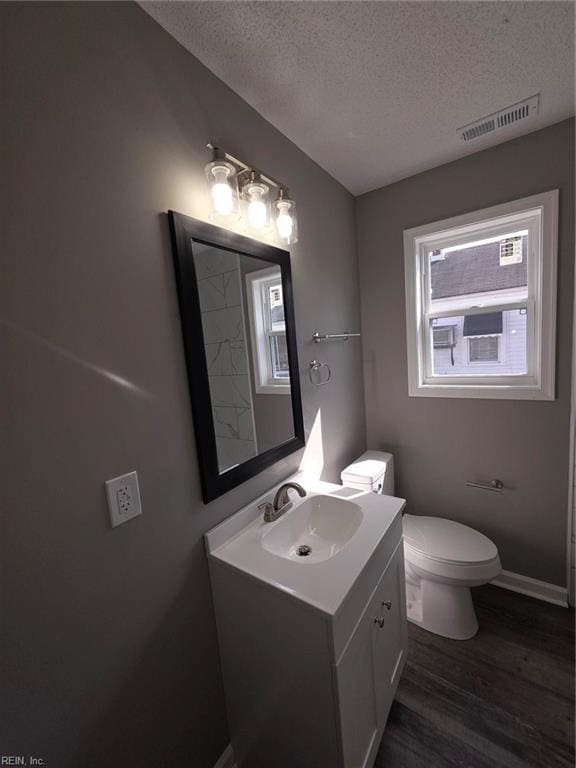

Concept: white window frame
[[245, 266, 291, 395], [404, 190, 558, 400]]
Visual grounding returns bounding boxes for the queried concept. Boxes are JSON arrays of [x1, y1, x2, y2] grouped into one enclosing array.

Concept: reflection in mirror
[[193, 242, 296, 474]]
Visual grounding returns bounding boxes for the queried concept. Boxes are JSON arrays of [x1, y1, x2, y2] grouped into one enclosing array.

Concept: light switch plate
[[105, 471, 142, 528]]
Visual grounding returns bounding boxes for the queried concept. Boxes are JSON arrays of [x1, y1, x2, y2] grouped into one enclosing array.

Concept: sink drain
[[296, 544, 312, 557]]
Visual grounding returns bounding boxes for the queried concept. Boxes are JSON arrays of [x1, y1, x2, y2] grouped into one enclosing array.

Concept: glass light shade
[[205, 159, 239, 221], [242, 179, 270, 232], [274, 197, 298, 245]]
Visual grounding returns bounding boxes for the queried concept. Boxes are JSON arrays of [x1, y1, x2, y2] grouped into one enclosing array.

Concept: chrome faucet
[[259, 482, 307, 523]]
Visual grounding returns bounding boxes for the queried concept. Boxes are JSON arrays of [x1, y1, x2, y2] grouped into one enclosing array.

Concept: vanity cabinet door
[[336, 584, 382, 768], [336, 541, 407, 768], [371, 543, 407, 730]]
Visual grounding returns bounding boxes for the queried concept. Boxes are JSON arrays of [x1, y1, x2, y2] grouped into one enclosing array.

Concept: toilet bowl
[[403, 514, 500, 639], [341, 451, 501, 640]]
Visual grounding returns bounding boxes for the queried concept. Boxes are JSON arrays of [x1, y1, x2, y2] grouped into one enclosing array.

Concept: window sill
[[255, 384, 292, 396], [409, 383, 554, 401]]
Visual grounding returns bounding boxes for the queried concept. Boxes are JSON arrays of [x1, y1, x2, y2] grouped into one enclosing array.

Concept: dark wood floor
[[376, 585, 575, 768]]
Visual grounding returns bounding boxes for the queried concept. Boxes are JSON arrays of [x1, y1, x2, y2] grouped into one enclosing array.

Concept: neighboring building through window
[[246, 266, 291, 395], [429, 239, 527, 377], [403, 191, 558, 399]]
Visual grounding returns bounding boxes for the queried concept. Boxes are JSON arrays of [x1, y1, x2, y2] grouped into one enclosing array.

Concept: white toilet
[[341, 451, 501, 640]]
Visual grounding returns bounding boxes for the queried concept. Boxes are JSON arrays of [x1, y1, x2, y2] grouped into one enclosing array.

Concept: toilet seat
[[403, 515, 501, 587], [405, 546, 500, 585], [403, 514, 498, 566]]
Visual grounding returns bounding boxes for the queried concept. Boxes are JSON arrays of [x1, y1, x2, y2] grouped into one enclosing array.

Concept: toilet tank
[[341, 450, 395, 495]]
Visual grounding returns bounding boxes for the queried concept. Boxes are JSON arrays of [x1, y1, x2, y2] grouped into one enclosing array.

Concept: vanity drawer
[[332, 514, 403, 662]]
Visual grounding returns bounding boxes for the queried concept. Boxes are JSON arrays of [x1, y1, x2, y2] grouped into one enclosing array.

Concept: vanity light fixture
[[204, 147, 239, 221], [205, 143, 299, 245]]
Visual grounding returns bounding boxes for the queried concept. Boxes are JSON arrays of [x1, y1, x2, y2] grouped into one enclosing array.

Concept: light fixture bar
[[206, 143, 285, 193], [206, 143, 298, 245]]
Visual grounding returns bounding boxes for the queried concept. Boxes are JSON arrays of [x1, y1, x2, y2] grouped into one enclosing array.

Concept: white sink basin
[[205, 476, 406, 615], [261, 495, 363, 563]]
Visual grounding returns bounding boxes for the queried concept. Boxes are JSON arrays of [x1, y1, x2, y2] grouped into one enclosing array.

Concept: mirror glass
[[192, 242, 296, 474]]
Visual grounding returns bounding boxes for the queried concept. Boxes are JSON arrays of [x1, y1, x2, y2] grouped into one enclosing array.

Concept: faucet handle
[[258, 501, 274, 522]]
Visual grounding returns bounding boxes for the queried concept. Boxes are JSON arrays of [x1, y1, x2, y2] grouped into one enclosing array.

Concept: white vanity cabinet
[[208, 497, 407, 768]]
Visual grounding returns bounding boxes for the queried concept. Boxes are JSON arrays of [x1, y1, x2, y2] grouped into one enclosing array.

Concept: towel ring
[[309, 360, 331, 386]]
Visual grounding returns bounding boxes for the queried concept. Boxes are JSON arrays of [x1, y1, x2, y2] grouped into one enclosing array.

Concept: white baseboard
[[213, 744, 236, 768], [492, 569, 569, 607]]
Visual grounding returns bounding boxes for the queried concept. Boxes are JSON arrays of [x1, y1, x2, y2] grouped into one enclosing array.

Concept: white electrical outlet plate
[[105, 471, 142, 528]]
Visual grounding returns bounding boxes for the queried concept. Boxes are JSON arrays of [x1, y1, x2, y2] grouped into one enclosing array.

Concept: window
[[500, 236, 523, 266], [432, 326, 456, 348], [464, 312, 502, 364], [404, 190, 558, 399], [246, 267, 291, 394], [468, 336, 499, 363]]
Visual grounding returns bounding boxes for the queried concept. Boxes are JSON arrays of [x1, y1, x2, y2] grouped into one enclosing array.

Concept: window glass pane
[[269, 333, 289, 379], [429, 309, 527, 376], [428, 231, 528, 307], [268, 283, 285, 331]]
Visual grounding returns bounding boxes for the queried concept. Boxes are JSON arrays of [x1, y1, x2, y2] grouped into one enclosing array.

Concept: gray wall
[[1, 3, 365, 767], [356, 119, 574, 586]]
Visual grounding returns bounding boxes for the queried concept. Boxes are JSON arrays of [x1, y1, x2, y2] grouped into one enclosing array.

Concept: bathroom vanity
[[205, 476, 407, 768]]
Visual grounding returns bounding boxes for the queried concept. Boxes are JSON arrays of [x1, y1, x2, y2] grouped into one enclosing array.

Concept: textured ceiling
[[142, 1, 575, 195]]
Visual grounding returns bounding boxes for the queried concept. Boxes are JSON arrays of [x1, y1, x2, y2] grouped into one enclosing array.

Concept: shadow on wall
[[76, 539, 227, 767]]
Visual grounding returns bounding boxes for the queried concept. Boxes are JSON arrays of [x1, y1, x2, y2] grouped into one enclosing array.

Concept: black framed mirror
[[168, 211, 305, 502]]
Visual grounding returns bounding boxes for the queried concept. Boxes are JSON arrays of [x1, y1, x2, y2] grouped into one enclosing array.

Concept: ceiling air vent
[[458, 95, 540, 143]]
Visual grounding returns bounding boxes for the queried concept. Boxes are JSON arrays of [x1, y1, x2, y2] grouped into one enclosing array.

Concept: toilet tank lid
[[403, 515, 498, 564], [341, 451, 393, 485]]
